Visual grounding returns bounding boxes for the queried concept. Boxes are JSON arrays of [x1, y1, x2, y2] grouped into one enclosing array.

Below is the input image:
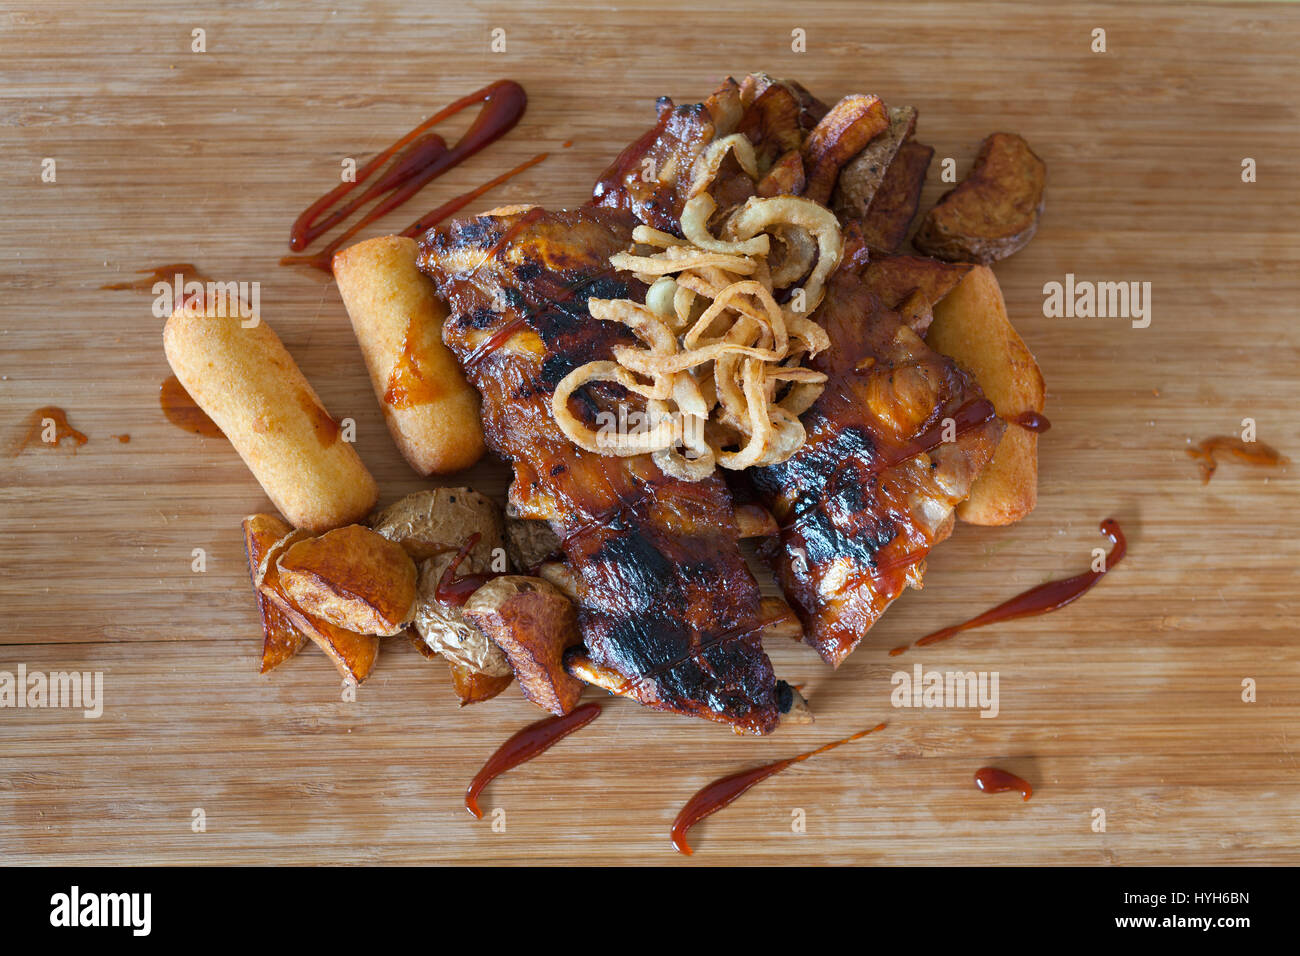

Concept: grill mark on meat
[[418, 206, 781, 733], [750, 265, 1004, 667]]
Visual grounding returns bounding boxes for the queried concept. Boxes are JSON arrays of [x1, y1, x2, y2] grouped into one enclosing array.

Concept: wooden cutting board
[[2, 0, 1297, 865]]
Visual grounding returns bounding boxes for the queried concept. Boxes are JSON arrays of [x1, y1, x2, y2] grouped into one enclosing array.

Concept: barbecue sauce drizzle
[[1187, 435, 1287, 483], [465, 702, 602, 818], [671, 721, 887, 855], [975, 767, 1033, 800], [11, 407, 88, 455], [890, 517, 1126, 656], [1013, 411, 1051, 433], [159, 375, 223, 438], [282, 79, 543, 272], [434, 532, 509, 607]]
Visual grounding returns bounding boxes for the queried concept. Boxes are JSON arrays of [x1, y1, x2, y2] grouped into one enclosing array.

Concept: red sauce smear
[[672, 722, 887, 855], [890, 517, 1126, 656], [281, 79, 544, 272], [101, 262, 210, 291], [1187, 435, 1288, 483], [975, 767, 1033, 801], [11, 406, 88, 456], [434, 532, 509, 607], [465, 702, 602, 818], [159, 375, 223, 438], [1013, 411, 1051, 433]]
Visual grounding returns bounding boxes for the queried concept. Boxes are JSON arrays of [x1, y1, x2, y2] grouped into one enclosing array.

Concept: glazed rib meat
[[417, 206, 784, 734], [749, 256, 1005, 666]]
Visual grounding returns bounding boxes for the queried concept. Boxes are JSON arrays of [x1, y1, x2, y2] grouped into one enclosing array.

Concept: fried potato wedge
[[258, 531, 380, 683], [801, 94, 890, 204], [413, 553, 514, 680], [735, 82, 805, 173], [858, 139, 934, 253], [913, 132, 1046, 264], [463, 577, 584, 716], [242, 514, 309, 673], [447, 660, 515, 707], [863, 255, 973, 334], [756, 148, 806, 197], [831, 106, 917, 219], [369, 487, 504, 565], [925, 265, 1046, 525], [276, 524, 417, 636]]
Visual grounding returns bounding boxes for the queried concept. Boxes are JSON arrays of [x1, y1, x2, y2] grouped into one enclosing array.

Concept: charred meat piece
[[590, 78, 746, 234], [417, 206, 783, 734], [749, 259, 1005, 667]]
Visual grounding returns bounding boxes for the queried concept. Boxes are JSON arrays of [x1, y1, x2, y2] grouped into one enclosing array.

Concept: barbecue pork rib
[[749, 256, 1005, 667], [417, 206, 784, 734]]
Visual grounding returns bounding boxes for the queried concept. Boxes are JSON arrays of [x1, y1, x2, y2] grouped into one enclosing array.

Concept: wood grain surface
[[2, 0, 1297, 865]]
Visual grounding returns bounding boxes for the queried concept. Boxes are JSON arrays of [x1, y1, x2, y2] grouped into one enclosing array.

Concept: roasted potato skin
[[913, 132, 1046, 264], [463, 577, 584, 716], [370, 488, 504, 565], [276, 524, 417, 636], [925, 265, 1046, 525], [242, 514, 309, 673], [801, 94, 890, 204], [257, 529, 380, 683]]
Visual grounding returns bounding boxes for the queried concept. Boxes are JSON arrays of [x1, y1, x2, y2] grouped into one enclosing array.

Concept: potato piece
[[369, 488, 504, 565], [925, 265, 1046, 525], [447, 661, 515, 707], [276, 525, 417, 636], [257, 531, 380, 683], [413, 553, 513, 679], [863, 255, 972, 327], [242, 514, 310, 673], [463, 577, 584, 716], [242, 519, 303, 673], [831, 106, 917, 218], [162, 299, 378, 532], [858, 139, 934, 253], [800, 94, 890, 204], [332, 235, 486, 476], [756, 148, 806, 198], [913, 132, 1046, 264], [504, 517, 560, 571], [735, 82, 805, 173]]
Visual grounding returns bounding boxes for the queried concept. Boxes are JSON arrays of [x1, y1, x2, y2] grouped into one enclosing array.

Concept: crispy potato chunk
[[801, 94, 890, 204], [831, 106, 917, 218], [369, 487, 504, 564], [925, 265, 1046, 525], [735, 82, 805, 173], [857, 139, 934, 253], [447, 661, 515, 706], [413, 553, 513, 679], [463, 577, 584, 716], [913, 132, 1046, 264], [276, 524, 417, 636], [863, 255, 973, 335], [257, 530, 380, 683], [242, 514, 309, 673], [756, 148, 806, 197]]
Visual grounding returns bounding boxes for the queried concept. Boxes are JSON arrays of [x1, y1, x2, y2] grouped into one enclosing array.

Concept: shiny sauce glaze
[[671, 722, 887, 855], [975, 767, 1033, 801], [282, 80, 544, 272], [1013, 411, 1051, 433], [12, 406, 88, 455], [101, 262, 211, 291], [159, 375, 223, 438], [434, 532, 509, 607], [1187, 435, 1287, 483], [465, 702, 602, 818], [890, 517, 1126, 656]]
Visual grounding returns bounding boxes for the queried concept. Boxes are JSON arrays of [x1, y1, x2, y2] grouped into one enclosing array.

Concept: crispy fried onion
[[551, 137, 843, 480]]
